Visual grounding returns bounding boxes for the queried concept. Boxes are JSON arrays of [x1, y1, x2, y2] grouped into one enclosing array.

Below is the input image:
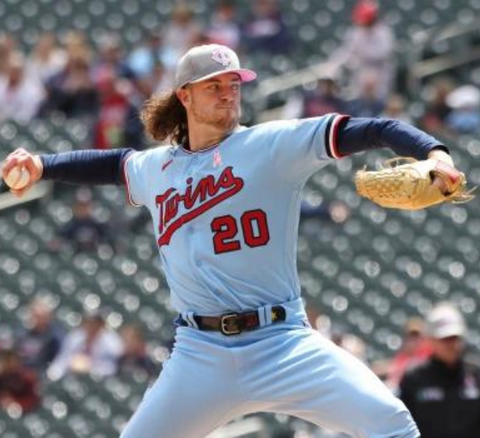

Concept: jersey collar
[[179, 125, 245, 155]]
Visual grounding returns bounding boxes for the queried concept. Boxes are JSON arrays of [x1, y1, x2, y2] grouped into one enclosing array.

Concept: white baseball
[[4, 166, 31, 190]]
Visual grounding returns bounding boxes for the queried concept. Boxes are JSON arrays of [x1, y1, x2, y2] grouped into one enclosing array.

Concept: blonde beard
[[191, 105, 240, 132]]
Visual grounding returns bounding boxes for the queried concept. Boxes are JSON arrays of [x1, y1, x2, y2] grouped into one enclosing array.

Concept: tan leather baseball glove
[[354, 157, 475, 210]]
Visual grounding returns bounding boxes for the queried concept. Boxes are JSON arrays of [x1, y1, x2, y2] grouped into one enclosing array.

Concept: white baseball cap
[[446, 85, 480, 109], [174, 44, 257, 89], [426, 302, 466, 339]]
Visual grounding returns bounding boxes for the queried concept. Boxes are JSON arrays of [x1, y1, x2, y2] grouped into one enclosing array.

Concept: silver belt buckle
[[220, 313, 241, 335]]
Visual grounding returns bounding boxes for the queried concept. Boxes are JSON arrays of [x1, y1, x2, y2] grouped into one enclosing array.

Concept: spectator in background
[[27, 32, 67, 84], [380, 94, 413, 124], [444, 84, 480, 135], [0, 52, 45, 122], [54, 189, 115, 252], [15, 297, 64, 372], [93, 67, 144, 149], [282, 76, 346, 120], [190, 31, 218, 47], [207, 0, 241, 50], [241, 0, 290, 54], [346, 71, 385, 117], [399, 302, 480, 438], [151, 61, 171, 94], [40, 52, 99, 119], [373, 317, 432, 390], [63, 30, 92, 58], [0, 349, 40, 413], [420, 77, 454, 133], [163, 5, 203, 68], [301, 76, 347, 118], [117, 324, 157, 378], [47, 311, 123, 380], [127, 32, 166, 80], [0, 33, 17, 79], [329, 0, 395, 101], [93, 33, 136, 83]]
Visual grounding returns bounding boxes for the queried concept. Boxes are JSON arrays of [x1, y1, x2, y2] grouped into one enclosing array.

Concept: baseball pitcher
[[3, 44, 466, 438]]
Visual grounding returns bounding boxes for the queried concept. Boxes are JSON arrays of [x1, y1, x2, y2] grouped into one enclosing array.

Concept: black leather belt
[[178, 306, 286, 336]]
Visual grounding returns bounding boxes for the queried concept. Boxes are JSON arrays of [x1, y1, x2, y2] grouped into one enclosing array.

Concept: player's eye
[[231, 83, 240, 91]]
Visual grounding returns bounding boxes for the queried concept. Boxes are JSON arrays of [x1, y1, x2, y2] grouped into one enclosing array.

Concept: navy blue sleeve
[[40, 148, 134, 185], [336, 117, 449, 160]]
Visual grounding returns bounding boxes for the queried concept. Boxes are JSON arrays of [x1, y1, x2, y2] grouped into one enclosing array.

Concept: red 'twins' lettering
[[155, 166, 244, 246]]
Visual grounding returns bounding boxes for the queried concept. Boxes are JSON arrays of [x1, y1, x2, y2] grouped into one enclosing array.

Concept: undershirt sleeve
[[335, 117, 449, 160], [40, 148, 134, 185]]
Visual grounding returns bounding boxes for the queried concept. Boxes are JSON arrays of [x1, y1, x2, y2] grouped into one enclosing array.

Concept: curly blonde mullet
[[140, 90, 188, 146]]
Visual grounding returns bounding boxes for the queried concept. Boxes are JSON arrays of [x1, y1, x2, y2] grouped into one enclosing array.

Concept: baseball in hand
[[4, 166, 31, 190]]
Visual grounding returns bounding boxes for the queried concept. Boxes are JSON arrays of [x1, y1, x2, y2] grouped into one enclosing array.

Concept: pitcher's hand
[[1, 148, 44, 197]]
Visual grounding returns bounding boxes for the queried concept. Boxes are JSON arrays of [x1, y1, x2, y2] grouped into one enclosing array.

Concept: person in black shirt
[[117, 323, 157, 378], [399, 302, 480, 438], [15, 298, 64, 371]]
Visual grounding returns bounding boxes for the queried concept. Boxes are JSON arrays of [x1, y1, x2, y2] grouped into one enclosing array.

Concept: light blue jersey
[[120, 112, 420, 438], [124, 114, 346, 314], [117, 42, 420, 438]]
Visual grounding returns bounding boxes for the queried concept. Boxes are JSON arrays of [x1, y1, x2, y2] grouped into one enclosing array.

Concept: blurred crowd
[[1, 0, 479, 153], [284, 0, 480, 139], [0, 0, 293, 150], [2, 294, 479, 438], [0, 296, 167, 415]]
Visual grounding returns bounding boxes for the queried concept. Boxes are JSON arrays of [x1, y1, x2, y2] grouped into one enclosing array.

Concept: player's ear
[[176, 87, 190, 108]]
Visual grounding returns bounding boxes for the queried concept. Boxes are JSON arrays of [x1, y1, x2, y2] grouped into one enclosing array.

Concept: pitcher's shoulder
[[234, 115, 339, 138], [230, 121, 298, 141], [131, 144, 176, 160]]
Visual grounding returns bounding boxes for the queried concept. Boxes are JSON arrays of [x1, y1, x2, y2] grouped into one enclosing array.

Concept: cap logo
[[212, 48, 232, 67]]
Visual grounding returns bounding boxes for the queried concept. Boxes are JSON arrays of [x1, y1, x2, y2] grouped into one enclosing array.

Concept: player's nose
[[219, 86, 237, 102], [220, 90, 235, 102]]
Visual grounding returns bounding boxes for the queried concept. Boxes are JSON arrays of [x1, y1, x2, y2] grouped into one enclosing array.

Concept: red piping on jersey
[[162, 159, 174, 171], [328, 114, 350, 159], [123, 153, 141, 207]]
